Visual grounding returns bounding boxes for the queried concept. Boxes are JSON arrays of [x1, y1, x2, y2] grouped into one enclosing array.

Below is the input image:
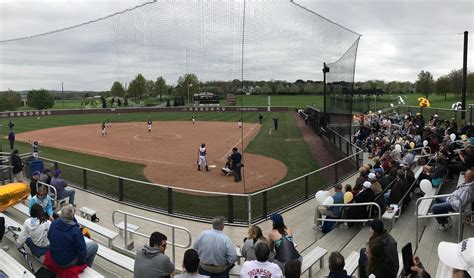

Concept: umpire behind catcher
[[230, 147, 242, 182]]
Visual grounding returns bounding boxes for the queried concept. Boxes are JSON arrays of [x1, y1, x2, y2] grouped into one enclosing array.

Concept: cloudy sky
[[0, 0, 473, 91]]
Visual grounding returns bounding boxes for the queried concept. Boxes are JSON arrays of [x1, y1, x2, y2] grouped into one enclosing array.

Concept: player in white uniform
[[197, 143, 209, 171], [147, 119, 152, 132], [192, 115, 196, 124], [238, 118, 242, 128]]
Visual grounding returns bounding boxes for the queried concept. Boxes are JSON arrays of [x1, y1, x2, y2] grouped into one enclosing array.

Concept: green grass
[[0, 110, 323, 222]]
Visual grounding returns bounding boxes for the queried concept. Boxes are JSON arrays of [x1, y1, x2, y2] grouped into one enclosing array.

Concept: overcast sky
[[0, 0, 473, 91]]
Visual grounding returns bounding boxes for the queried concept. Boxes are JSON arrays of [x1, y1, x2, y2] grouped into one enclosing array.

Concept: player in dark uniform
[[32, 141, 39, 160], [272, 117, 279, 131], [230, 147, 242, 182], [101, 122, 106, 136]]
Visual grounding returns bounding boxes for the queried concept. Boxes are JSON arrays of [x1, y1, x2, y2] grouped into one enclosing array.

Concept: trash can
[[31, 160, 44, 177], [23, 157, 35, 179]]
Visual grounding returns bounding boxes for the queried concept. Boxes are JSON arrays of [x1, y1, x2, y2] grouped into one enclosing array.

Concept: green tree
[[145, 80, 155, 97], [110, 81, 126, 97], [27, 89, 54, 110], [128, 74, 147, 99], [446, 69, 463, 97], [435, 75, 450, 100], [259, 83, 272, 95], [467, 72, 474, 97], [0, 90, 22, 111], [177, 73, 199, 103], [153, 76, 167, 101], [276, 84, 287, 95], [386, 81, 401, 94], [289, 84, 301, 94], [415, 70, 435, 98], [303, 83, 316, 94], [100, 96, 107, 108]]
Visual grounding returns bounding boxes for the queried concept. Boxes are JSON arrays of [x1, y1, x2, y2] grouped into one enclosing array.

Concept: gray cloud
[[0, 0, 472, 91]]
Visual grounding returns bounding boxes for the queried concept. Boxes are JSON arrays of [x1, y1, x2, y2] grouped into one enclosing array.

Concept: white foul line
[[221, 123, 259, 161], [268, 128, 272, 135]]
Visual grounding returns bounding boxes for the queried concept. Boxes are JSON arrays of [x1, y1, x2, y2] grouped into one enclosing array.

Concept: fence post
[[356, 152, 360, 168], [339, 134, 342, 150], [305, 176, 309, 198], [54, 162, 59, 170], [167, 187, 173, 214], [247, 195, 252, 225], [262, 191, 267, 220], [82, 169, 87, 190], [335, 163, 339, 183], [118, 178, 123, 201], [227, 195, 234, 223], [346, 142, 349, 156]]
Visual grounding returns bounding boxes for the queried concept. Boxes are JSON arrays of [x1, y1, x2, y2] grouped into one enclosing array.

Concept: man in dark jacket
[[347, 181, 375, 222], [11, 149, 23, 181], [327, 252, 350, 278], [230, 147, 242, 182], [48, 205, 98, 267], [386, 170, 409, 205], [8, 131, 15, 150]]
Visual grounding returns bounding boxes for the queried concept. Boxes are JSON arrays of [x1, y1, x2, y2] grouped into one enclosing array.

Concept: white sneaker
[[340, 223, 349, 229], [0, 245, 9, 251], [439, 217, 453, 231]]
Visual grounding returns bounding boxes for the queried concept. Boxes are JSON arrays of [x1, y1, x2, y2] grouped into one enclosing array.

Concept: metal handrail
[[111, 210, 192, 264], [315, 202, 381, 224], [415, 193, 464, 248], [36, 181, 60, 210]]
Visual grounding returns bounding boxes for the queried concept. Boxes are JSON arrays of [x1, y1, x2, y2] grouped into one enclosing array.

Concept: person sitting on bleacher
[[368, 173, 382, 195], [313, 183, 344, 233], [134, 231, 175, 278], [40, 169, 52, 185], [358, 219, 398, 278], [29, 171, 41, 197], [51, 169, 76, 206], [193, 216, 237, 277], [175, 249, 208, 278], [344, 181, 375, 228], [268, 213, 301, 271], [385, 169, 409, 206], [16, 203, 51, 258], [241, 225, 266, 261], [432, 169, 474, 231], [354, 167, 368, 195], [29, 186, 54, 221], [448, 141, 474, 182], [240, 242, 283, 278], [48, 205, 98, 267], [359, 241, 396, 278], [327, 252, 350, 278]]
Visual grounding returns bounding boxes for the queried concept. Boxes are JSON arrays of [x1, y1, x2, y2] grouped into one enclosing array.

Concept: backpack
[[275, 235, 300, 262]]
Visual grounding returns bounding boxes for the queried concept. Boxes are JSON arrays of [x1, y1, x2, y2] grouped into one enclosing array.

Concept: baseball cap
[[270, 213, 283, 225], [437, 238, 474, 276], [54, 169, 62, 177], [32, 171, 41, 176], [368, 173, 376, 180], [374, 168, 384, 175], [363, 181, 372, 188], [366, 219, 384, 233]]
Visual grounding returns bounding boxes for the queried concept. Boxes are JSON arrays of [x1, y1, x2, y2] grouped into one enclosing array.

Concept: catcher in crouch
[[222, 156, 233, 176]]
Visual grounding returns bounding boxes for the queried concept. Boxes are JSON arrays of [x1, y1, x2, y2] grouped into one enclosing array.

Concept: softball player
[[197, 143, 208, 171], [29, 140, 39, 159], [101, 122, 106, 136], [147, 119, 152, 132], [238, 118, 242, 128], [106, 118, 111, 128], [192, 115, 196, 124]]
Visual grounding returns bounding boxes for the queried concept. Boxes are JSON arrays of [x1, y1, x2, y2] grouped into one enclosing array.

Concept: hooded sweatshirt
[[449, 181, 474, 211], [370, 232, 399, 273], [17, 217, 51, 248], [134, 245, 175, 278], [48, 217, 87, 266]]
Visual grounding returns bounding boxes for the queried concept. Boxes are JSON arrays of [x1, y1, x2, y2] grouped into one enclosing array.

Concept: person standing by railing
[[11, 149, 23, 182]]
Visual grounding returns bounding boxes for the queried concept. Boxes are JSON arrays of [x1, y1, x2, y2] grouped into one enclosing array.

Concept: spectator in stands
[[40, 168, 52, 185], [29, 185, 54, 221], [359, 241, 396, 278], [193, 216, 237, 277], [354, 167, 368, 194], [374, 168, 391, 190], [368, 173, 382, 195], [48, 205, 98, 267], [241, 225, 266, 261], [313, 183, 344, 233], [16, 203, 51, 258], [134, 231, 175, 278], [385, 169, 409, 206], [437, 238, 474, 277], [358, 219, 399, 277], [0, 216, 7, 251], [327, 252, 350, 278], [448, 142, 474, 181], [175, 249, 207, 278], [51, 169, 76, 206], [284, 259, 302, 278], [432, 170, 474, 231], [268, 213, 301, 271], [29, 170, 41, 197], [345, 181, 375, 227], [430, 156, 447, 187], [240, 242, 283, 278], [11, 149, 23, 182]]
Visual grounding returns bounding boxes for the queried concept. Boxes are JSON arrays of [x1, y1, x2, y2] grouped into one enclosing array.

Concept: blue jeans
[[432, 197, 453, 225], [384, 190, 391, 204], [59, 188, 76, 206], [26, 238, 49, 258], [62, 241, 98, 267]]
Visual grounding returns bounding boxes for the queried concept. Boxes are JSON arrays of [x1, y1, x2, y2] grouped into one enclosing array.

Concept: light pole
[[61, 82, 64, 109], [322, 63, 330, 114], [187, 83, 193, 106]]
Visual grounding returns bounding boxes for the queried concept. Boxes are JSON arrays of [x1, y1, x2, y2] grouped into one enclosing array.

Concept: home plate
[[209, 165, 217, 168]]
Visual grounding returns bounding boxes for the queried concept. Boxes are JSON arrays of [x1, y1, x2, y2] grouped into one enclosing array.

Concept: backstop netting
[[0, 0, 360, 223]]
